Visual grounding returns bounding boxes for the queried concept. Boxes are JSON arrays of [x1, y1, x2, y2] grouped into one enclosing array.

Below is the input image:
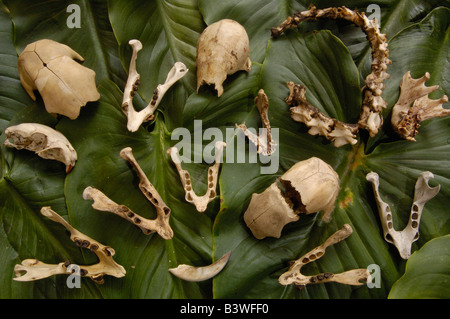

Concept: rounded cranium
[[196, 19, 251, 97], [244, 157, 340, 239], [17, 39, 100, 119]]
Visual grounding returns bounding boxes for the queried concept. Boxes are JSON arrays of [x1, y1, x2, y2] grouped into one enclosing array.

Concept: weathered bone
[[168, 141, 225, 212], [236, 89, 277, 155], [4, 123, 77, 173], [14, 207, 126, 284], [196, 19, 251, 97], [279, 224, 370, 287], [83, 186, 172, 239], [285, 82, 359, 147], [366, 171, 440, 259], [272, 6, 391, 137], [122, 39, 188, 132], [244, 157, 340, 239], [17, 39, 100, 119], [83, 147, 173, 239], [169, 251, 231, 282], [391, 71, 449, 141]]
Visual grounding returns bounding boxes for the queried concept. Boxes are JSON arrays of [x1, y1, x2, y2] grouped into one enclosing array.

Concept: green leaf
[[389, 235, 450, 299], [0, 0, 449, 299]]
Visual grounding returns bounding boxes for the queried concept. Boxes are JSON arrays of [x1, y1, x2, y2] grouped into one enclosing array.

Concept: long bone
[[168, 141, 225, 212], [83, 147, 173, 240], [122, 39, 188, 132], [14, 207, 126, 284], [279, 224, 370, 288], [366, 171, 440, 259]]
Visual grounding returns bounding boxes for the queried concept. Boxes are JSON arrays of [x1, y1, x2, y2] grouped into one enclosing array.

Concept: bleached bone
[[366, 171, 440, 259], [272, 6, 391, 137], [17, 39, 100, 119], [391, 71, 449, 141], [122, 39, 188, 132], [169, 251, 231, 282], [279, 224, 370, 287], [236, 89, 277, 155], [83, 147, 173, 239], [168, 141, 225, 212], [4, 123, 77, 173], [14, 207, 126, 284]]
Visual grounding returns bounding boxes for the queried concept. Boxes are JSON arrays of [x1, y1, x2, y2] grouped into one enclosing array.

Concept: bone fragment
[[169, 251, 231, 282]]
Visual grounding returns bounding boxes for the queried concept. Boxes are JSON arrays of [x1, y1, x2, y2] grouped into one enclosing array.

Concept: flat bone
[[122, 39, 188, 132], [169, 251, 231, 282], [366, 171, 440, 259], [14, 207, 126, 284], [279, 224, 370, 287]]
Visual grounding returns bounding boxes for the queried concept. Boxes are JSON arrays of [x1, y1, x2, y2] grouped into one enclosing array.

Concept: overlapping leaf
[[0, 0, 448, 299]]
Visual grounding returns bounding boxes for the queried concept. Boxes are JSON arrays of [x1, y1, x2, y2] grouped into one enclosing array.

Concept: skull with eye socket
[[244, 157, 340, 239]]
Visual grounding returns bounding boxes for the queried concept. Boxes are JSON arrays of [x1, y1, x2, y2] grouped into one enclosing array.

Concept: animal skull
[[17, 39, 100, 119], [244, 157, 340, 239], [4, 123, 77, 173], [196, 19, 251, 97]]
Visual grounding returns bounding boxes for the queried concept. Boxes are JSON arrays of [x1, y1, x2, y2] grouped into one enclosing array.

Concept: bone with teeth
[[285, 82, 359, 147], [272, 6, 391, 138], [83, 147, 173, 240], [236, 89, 277, 155], [4, 123, 77, 173], [366, 171, 440, 259], [168, 141, 225, 212], [122, 39, 188, 132], [169, 251, 231, 282], [279, 224, 370, 288], [13, 207, 126, 284], [391, 71, 449, 141]]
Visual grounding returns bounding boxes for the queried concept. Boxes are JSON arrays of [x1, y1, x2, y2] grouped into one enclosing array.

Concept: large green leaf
[[389, 235, 450, 298], [0, 0, 448, 300]]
